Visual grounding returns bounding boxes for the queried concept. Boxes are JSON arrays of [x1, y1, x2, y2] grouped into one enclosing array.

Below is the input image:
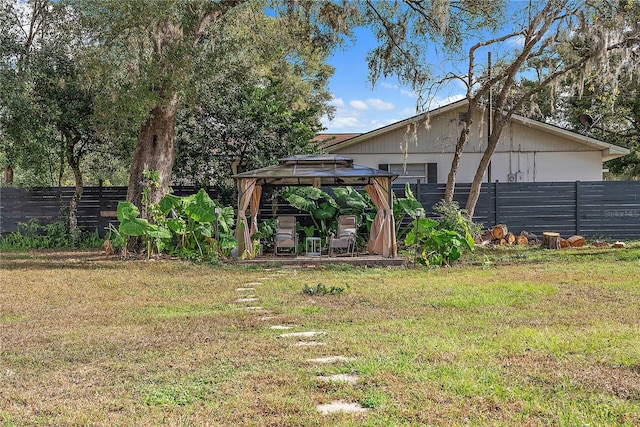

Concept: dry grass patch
[[2, 248, 640, 425]]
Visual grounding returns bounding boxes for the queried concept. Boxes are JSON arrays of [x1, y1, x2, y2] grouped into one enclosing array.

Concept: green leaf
[[119, 217, 148, 236], [313, 201, 337, 220], [167, 218, 186, 235], [116, 201, 140, 222], [147, 224, 171, 239], [184, 189, 216, 223], [159, 194, 181, 215]]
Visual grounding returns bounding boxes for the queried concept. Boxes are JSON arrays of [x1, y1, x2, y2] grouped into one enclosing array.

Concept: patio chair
[[329, 215, 357, 256], [274, 216, 298, 256]]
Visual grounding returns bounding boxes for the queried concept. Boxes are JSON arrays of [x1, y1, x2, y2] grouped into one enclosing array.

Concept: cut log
[[560, 238, 569, 248], [506, 232, 516, 245], [541, 232, 561, 249], [613, 241, 626, 248], [492, 224, 508, 240], [516, 235, 529, 245], [499, 238, 507, 245], [566, 235, 586, 247], [520, 230, 538, 243], [592, 241, 609, 248]]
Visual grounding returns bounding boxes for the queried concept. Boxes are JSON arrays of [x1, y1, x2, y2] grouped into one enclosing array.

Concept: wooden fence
[[2, 181, 640, 239]]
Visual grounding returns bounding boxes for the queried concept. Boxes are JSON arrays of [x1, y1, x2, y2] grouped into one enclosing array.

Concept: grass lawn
[[1, 246, 640, 426]]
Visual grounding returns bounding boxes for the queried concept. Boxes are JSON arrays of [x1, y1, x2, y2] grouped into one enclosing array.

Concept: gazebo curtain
[[235, 178, 260, 257], [365, 177, 397, 257]]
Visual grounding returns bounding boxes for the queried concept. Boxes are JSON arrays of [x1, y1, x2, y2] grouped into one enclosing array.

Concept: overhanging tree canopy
[[233, 155, 398, 257]]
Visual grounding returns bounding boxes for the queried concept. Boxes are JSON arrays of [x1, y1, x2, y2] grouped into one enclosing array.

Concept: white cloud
[[350, 100, 369, 110], [367, 98, 394, 111], [330, 97, 345, 107], [400, 89, 417, 98], [381, 82, 398, 89]]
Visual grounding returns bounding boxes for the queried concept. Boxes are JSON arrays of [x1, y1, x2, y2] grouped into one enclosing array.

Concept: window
[[388, 164, 425, 185], [427, 163, 437, 183]]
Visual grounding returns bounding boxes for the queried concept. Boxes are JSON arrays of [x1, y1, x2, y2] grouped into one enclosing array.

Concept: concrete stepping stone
[[316, 401, 369, 415], [236, 287, 255, 292], [307, 356, 356, 364], [244, 282, 264, 286], [294, 341, 326, 347], [259, 316, 279, 321], [269, 325, 293, 330], [235, 297, 259, 303], [245, 306, 266, 311], [279, 331, 326, 339], [316, 374, 360, 385]]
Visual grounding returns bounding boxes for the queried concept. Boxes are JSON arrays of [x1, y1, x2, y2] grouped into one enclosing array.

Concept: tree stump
[[541, 232, 561, 249], [492, 224, 508, 240]]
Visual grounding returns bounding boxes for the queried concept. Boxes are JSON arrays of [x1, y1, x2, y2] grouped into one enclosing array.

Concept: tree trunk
[[4, 165, 13, 185], [127, 96, 180, 216], [67, 139, 84, 235], [466, 115, 509, 217], [444, 104, 474, 202]]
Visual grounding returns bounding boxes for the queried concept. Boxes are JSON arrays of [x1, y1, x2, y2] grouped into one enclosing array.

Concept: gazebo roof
[[233, 155, 397, 186]]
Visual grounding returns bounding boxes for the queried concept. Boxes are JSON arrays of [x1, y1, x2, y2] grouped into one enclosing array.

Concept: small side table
[[305, 237, 321, 257]]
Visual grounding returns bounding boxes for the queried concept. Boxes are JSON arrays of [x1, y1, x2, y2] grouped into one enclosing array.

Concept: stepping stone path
[[316, 374, 360, 385], [307, 356, 356, 364], [235, 297, 259, 303], [236, 275, 365, 418], [316, 401, 369, 415]]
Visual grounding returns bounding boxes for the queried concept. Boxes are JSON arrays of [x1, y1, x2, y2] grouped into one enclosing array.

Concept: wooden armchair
[[274, 216, 298, 256], [329, 215, 357, 256]]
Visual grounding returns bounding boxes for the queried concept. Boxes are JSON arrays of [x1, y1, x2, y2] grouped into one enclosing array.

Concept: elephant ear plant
[[404, 208, 475, 267], [108, 188, 236, 261], [281, 186, 338, 245], [159, 189, 236, 259]]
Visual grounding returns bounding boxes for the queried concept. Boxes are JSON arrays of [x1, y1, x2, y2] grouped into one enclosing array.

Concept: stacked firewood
[[477, 224, 626, 249], [477, 224, 539, 246]]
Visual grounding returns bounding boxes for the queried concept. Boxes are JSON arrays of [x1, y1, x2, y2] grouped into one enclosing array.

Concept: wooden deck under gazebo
[[232, 155, 398, 259]]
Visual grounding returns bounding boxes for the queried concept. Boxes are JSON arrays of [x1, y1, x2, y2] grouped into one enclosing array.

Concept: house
[[322, 100, 629, 184]]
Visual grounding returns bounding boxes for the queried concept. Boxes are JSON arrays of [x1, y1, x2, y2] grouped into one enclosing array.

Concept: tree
[[460, 1, 640, 215], [73, 0, 346, 217], [174, 77, 322, 202], [0, 0, 61, 187], [359, 0, 640, 216]]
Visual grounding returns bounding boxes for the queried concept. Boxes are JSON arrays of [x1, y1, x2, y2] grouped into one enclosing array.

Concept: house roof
[[325, 99, 630, 161], [312, 133, 362, 149], [232, 155, 397, 187]]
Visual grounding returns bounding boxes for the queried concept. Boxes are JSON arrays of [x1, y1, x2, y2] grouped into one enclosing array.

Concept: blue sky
[[321, 27, 466, 134]]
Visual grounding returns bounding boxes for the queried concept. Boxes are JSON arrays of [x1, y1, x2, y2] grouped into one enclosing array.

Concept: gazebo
[[232, 155, 398, 258]]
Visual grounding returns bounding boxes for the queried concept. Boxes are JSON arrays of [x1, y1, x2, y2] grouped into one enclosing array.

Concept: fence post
[[575, 180, 580, 235], [416, 178, 421, 205]]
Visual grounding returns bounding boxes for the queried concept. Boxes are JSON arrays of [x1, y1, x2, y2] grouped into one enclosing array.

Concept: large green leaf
[[119, 217, 148, 236], [116, 201, 140, 222], [159, 194, 181, 215], [283, 193, 315, 212], [147, 224, 172, 239], [312, 201, 337, 220], [184, 189, 216, 223]]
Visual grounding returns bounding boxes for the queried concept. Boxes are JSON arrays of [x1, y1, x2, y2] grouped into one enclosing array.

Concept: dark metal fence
[[395, 181, 640, 239], [2, 181, 640, 239]]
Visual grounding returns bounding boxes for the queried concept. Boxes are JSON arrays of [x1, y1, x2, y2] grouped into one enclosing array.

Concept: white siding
[[330, 105, 607, 183]]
